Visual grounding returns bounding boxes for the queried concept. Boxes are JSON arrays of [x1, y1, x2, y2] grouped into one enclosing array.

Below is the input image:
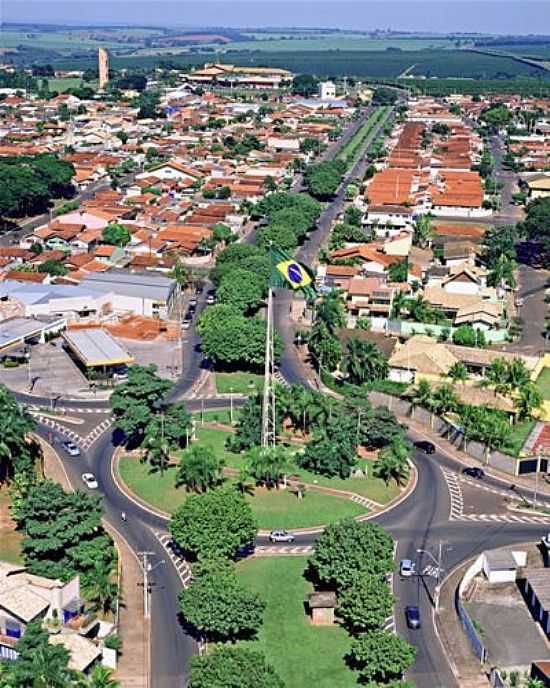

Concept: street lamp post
[[417, 542, 444, 611], [534, 447, 543, 506], [229, 386, 234, 425]]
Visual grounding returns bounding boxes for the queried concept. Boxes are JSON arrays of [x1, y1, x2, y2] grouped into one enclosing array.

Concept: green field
[[47, 77, 85, 92], [118, 453, 364, 527], [215, 371, 264, 395], [211, 36, 457, 52], [237, 557, 356, 688], [502, 419, 536, 457], [1, 29, 137, 52]]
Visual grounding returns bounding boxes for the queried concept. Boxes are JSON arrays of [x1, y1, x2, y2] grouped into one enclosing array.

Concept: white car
[[269, 530, 295, 543], [62, 441, 81, 457], [81, 473, 98, 490], [400, 559, 415, 577]]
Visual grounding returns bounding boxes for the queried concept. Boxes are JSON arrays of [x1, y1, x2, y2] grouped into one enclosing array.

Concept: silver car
[[62, 441, 81, 457], [269, 530, 295, 543]]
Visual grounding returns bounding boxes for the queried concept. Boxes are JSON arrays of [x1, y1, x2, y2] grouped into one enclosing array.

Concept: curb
[[114, 449, 418, 536], [111, 447, 171, 522]]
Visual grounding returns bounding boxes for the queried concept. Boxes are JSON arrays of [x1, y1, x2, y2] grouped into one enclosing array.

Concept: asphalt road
[[19, 111, 550, 688]]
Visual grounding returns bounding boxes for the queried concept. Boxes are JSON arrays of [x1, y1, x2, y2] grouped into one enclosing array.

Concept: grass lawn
[[236, 557, 356, 688], [536, 368, 550, 400], [0, 491, 22, 564], [502, 418, 536, 457], [192, 408, 232, 425], [201, 427, 401, 504], [215, 371, 263, 395], [246, 488, 364, 530], [118, 457, 185, 514], [119, 442, 367, 527], [47, 77, 84, 92]]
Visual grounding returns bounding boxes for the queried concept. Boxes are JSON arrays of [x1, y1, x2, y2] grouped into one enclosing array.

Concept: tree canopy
[[308, 519, 394, 590], [179, 570, 265, 641], [189, 645, 284, 688], [102, 223, 131, 246], [170, 487, 257, 560]]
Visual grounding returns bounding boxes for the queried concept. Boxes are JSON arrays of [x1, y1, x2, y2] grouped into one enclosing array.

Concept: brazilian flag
[[270, 246, 317, 300]]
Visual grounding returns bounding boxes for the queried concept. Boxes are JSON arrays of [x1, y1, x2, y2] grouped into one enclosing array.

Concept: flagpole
[[262, 244, 276, 448]]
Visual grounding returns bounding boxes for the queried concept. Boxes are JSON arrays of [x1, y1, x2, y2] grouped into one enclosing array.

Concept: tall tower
[[98, 48, 110, 90]]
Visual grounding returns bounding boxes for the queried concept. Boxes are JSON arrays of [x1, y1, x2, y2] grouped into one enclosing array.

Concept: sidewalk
[[40, 437, 149, 688], [436, 560, 488, 688]]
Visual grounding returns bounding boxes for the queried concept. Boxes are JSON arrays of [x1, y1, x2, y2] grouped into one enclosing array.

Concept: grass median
[[236, 556, 356, 688]]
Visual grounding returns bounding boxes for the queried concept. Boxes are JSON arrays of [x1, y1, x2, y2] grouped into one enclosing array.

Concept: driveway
[[466, 600, 549, 667]]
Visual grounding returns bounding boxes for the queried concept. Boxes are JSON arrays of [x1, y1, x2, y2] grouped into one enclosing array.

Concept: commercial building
[[80, 271, 177, 319], [63, 328, 134, 375]]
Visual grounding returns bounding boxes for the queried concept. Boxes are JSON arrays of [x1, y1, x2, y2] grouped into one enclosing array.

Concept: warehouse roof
[[81, 270, 176, 302], [63, 328, 134, 368]]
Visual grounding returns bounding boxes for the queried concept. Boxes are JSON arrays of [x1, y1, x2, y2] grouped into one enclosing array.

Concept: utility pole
[[417, 542, 445, 612], [138, 551, 155, 618], [534, 447, 543, 506], [229, 386, 234, 425]]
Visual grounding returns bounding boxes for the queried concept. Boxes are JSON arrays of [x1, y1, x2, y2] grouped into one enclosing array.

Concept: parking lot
[[0, 342, 90, 398]]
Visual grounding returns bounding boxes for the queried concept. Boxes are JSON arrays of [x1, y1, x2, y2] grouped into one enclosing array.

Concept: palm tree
[[507, 358, 531, 390], [409, 379, 432, 418], [176, 445, 225, 493], [431, 384, 460, 417], [244, 445, 293, 489], [84, 665, 121, 688], [516, 383, 543, 421], [143, 431, 171, 477], [413, 214, 434, 248], [448, 361, 468, 384], [315, 290, 346, 334], [85, 565, 118, 617], [487, 253, 517, 290], [341, 338, 388, 385], [390, 290, 409, 319], [483, 358, 510, 396], [373, 437, 411, 486]]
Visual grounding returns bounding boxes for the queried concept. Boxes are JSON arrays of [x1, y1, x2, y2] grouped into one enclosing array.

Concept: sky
[[2, 0, 550, 35]]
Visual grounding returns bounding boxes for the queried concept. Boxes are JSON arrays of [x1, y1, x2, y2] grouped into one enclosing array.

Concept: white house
[[319, 81, 336, 100]]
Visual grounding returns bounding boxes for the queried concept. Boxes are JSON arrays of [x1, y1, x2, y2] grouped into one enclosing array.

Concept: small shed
[[308, 591, 336, 626], [482, 550, 518, 584]]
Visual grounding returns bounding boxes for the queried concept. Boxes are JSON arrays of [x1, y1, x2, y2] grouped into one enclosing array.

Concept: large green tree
[[18, 480, 114, 584], [110, 365, 173, 445], [217, 268, 264, 314], [4, 621, 75, 687], [309, 519, 394, 591], [337, 573, 395, 633], [170, 487, 257, 560], [346, 630, 417, 684], [243, 445, 293, 488], [189, 645, 284, 688], [179, 571, 265, 641], [0, 385, 37, 481], [304, 160, 345, 200]]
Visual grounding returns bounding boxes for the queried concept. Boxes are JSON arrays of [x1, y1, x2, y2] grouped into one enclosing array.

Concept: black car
[[185, 309, 195, 320], [414, 441, 435, 454], [462, 466, 485, 479], [195, 284, 204, 295], [405, 605, 421, 629]]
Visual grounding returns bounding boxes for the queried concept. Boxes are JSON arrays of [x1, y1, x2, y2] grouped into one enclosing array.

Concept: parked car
[[414, 441, 435, 454], [400, 559, 414, 577], [405, 605, 421, 629], [81, 473, 98, 490], [62, 441, 81, 457], [269, 530, 295, 543], [185, 309, 194, 321], [189, 298, 198, 307], [195, 284, 203, 295], [206, 294, 216, 305], [181, 319, 191, 330], [462, 467, 485, 479]]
